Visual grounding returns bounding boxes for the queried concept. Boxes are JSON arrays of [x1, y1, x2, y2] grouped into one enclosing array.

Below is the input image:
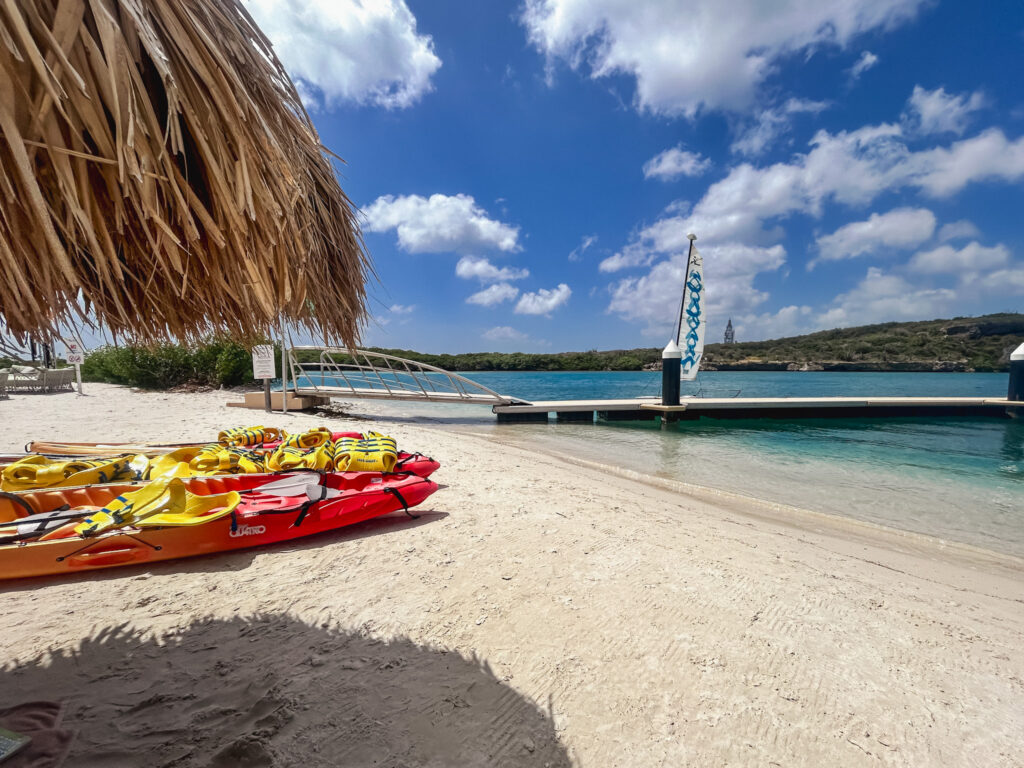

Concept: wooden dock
[[492, 396, 1022, 423]]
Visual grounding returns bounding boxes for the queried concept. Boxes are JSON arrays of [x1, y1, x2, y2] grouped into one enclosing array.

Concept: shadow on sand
[[1, 613, 571, 767]]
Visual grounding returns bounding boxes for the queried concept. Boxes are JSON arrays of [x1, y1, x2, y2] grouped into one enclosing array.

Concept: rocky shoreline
[[643, 359, 978, 372], [706, 359, 976, 372]]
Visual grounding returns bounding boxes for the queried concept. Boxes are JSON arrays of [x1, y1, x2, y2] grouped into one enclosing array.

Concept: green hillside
[[365, 313, 1024, 373], [80, 313, 1023, 389], [702, 313, 1024, 372]]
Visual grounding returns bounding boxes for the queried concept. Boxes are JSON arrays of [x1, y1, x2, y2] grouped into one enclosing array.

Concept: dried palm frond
[[0, 0, 370, 346]]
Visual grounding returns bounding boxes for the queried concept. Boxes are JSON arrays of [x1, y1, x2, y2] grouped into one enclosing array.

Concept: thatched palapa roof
[[0, 0, 369, 346]]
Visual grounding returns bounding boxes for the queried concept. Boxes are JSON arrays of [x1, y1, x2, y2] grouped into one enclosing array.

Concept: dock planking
[[493, 396, 1021, 423]]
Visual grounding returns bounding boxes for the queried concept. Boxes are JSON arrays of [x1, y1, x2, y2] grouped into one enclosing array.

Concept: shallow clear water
[[313, 370, 1024, 557]]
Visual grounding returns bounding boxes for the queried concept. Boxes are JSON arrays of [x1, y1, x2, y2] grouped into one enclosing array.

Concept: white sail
[[676, 246, 705, 381]]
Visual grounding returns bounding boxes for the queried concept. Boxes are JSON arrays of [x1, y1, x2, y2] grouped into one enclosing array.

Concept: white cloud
[[784, 98, 829, 114], [643, 146, 711, 180], [467, 283, 519, 307], [731, 98, 829, 157], [733, 268, 958, 338], [908, 241, 1010, 274], [661, 123, 1024, 249], [455, 256, 529, 282], [908, 128, 1024, 196], [817, 267, 957, 328], [903, 85, 986, 136], [521, 0, 926, 116], [668, 124, 905, 246], [568, 234, 597, 261], [389, 303, 415, 314], [937, 220, 981, 242], [603, 93, 1024, 340], [607, 243, 786, 336], [970, 267, 1024, 294], [848, 50, 879, 80], [483, 326, 528, 341], [363, 194, 520, 254], [813, 207, 936, 266], [734, 305, 815, 341], [515, 283, 572, 315], [247, 0, 441, 110], [734, 256, 1024, 341], [600, 242, 655, 273]]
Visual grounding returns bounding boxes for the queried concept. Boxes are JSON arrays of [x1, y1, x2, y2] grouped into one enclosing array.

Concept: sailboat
[[668, 236, 739, 398], [674, 234, 706, 382]]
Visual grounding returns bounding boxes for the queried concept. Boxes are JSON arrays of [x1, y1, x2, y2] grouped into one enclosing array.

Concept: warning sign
[[66, 341, 84, 366], [252, 345, 276, 379]]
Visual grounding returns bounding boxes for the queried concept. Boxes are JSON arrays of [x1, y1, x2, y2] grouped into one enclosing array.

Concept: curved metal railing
[[287, 348, 524, 405]]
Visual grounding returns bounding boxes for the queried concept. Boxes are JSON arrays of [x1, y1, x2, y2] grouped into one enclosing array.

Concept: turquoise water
[[305, 370, 1023, 557], [474, 372, 1023, 557], [461, 369, 1010, 401]]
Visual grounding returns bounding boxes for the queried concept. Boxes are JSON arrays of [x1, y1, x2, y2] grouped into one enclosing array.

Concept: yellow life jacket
[[279, 427, 333, 450], [217, 426, 285, 447], [1, 454, 142, 491], [265, 441, 335, 472], [188, 444, 265, 475], [333, 432, 397, 472]]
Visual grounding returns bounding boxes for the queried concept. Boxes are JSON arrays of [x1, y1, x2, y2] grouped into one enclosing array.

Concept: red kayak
[[0, 471, 437, 580]]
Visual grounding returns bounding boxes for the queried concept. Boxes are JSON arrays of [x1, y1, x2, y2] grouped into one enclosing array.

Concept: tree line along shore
[[368, 313, 1024, 374], [5, 313, 1018, 390]]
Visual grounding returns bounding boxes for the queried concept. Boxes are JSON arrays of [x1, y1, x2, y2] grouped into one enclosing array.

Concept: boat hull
[[0, 472, 437, 580]]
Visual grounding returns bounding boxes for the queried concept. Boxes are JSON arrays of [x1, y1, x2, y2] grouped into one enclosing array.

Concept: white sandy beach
[[1, 383, 1022, 767]]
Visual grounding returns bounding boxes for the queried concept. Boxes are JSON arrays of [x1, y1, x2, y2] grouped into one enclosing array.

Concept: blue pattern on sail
[[681, 268, 703, 372]]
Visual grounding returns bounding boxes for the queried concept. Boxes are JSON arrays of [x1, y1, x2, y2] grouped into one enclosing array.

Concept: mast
[[674, 234, 697, 345]]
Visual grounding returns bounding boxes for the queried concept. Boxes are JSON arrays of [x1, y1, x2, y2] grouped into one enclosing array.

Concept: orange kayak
[[0, 472, 437, 580], [24, 432, 362, 456], [26, 440, 202, 457]]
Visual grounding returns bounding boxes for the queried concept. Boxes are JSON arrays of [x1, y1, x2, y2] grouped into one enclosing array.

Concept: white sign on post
[[66, 341, 84, 365], [251, 345, 276, 379], [65, 341, 84, 394], [252, 345, 276, 412]]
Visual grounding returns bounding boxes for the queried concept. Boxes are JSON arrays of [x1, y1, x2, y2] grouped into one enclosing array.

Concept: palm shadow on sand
[[1, 614, 571, 768]]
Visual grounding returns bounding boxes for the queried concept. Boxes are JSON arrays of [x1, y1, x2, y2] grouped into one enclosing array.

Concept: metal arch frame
[[287, 347, 524, 405]]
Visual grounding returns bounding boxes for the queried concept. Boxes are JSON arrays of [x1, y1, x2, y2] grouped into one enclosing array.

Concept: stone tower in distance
[[724, 318, 735, 344]]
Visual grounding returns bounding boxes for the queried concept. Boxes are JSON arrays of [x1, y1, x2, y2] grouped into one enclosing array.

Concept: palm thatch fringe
[[0, 0, 369, 346]]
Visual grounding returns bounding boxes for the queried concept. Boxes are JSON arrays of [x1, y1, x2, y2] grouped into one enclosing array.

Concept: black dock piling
[[662, 340, 681, 407], [661, 340, 682, 427], [1009, 343, 1024, 402]]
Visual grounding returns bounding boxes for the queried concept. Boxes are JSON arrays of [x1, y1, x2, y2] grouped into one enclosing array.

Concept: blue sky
[[247, 0, 1024, 353]]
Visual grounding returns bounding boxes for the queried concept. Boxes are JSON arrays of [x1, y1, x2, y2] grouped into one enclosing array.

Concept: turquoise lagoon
[[303, 370, 1024, 558]]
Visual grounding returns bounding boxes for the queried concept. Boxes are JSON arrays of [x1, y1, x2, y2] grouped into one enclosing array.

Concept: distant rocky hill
[[362, 313, 1024, 373], [701, 313, 1024, 373]]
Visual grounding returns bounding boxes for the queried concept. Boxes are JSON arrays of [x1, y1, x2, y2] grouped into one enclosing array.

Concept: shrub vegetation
[[78, 313, 1023, 388], [82, 338, 274, 389]]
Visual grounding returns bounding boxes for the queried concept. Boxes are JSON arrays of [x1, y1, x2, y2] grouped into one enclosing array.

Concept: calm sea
[[302, 370, 1023, 558]]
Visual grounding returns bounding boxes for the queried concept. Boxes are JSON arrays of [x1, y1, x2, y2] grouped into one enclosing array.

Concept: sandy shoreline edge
[[536, 447, 1024, 569], [2, 384, 1022, 766]]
